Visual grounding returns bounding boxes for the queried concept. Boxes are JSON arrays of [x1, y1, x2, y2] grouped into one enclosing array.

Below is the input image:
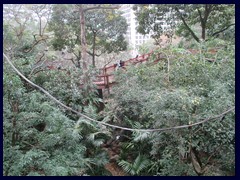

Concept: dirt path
[[104, 162, 127, 176], [102, 142, 128, 176]]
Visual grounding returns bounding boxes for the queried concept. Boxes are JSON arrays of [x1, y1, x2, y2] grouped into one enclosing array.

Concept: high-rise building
[[119, 4, 152, 55]]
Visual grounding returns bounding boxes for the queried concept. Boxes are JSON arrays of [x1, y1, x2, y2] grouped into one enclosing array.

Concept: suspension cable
[[3, 53, 235, 132]]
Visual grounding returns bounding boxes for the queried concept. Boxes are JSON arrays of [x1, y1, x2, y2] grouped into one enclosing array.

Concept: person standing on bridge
[[116, 60, 124, 70]]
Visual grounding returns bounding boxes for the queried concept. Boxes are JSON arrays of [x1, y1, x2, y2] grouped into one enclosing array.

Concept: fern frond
[[133, 155, 150, 175], [118, 154, 150, 175], [118, 160, 132, 174]]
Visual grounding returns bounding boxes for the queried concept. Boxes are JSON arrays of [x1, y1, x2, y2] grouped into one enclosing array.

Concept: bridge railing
[[94, 51, 156, 88], [96, 49, 217, 91], [94, 48, 219, 90]]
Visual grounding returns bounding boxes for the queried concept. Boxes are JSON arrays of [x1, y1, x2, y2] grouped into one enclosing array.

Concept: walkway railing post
[[106, 74, 110, 95], [104, 68, 110, 95]]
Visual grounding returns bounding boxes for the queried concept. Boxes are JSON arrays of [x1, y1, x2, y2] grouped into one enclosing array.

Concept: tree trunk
[[201, 5, 212, 40], [79, 5, 88, 71], [77, 50, 81, 68], [175, 7, 200, 43], [39, 17, 42, 36], [201, 24, 206, 40], [78, 4, 119, 90], [92, 31, 96, 67], [12, 101, 19, 146], [78, 4, 119, 69], [79, 5, 90, 90]]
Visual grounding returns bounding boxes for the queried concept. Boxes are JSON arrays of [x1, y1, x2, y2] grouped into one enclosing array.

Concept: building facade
[[119, 4, 152, 56]]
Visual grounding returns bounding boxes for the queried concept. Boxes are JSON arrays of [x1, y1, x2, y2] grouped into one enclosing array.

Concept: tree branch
[[95, 52, 103, 57], [29, 52, 47, 77], [86, 50, 102, 57], [199, 145, 222, 174], [72, 51, 80, 59], [203, 5, 212, 26], [205, 146, 221, 166], [83, 5, 119, 12], [175, 7, 200, 42], [103, 58, 115, 68], [205, 4, 212, 20], [71, 50, 82, 68], [23, 39, 44, 53], [70, 52, 80, 67], [197, 7, 204, 25], [210, 23, 235, 37], [42, 5, 52, 35], [87, 50, 93, 56], [29, 68, 49, 78]]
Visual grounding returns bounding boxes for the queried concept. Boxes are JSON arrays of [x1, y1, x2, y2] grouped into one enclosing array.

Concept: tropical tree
[[3, 4, 33, 58], [85, 9, 127, 67], [133, 4, 235, 44], [3, 44, 110, 176], [3, 4, 53, 65], [3, 4, 111, 176], [48, 4, 127, 68]]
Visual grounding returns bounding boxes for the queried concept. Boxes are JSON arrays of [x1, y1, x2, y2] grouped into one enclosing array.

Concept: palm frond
[[133, 154, 150, 175], [118, 154, 150, 175], [118, 160, 132, 174]]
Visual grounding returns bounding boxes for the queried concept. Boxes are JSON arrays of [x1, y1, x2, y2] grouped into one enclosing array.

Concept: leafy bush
[[106, 41, 235, 176], [3, 56, 109, 176]]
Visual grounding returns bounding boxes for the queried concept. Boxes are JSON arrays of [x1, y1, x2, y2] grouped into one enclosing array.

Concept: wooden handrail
[[94, 48, 218, 91], [96, 74, 114, 78]]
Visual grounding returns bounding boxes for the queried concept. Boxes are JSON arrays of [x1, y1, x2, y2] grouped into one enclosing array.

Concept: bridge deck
[[93, 48, 218, 93]]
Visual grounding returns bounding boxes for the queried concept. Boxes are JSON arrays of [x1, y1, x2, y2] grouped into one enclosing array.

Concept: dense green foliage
[[3, 57, 110, 175], [48, 4, 128, 67], [105, 40, 235, 175], [3, 5, 110, 175], [133, 4, 235, 43], [3, 4, 235, 176]]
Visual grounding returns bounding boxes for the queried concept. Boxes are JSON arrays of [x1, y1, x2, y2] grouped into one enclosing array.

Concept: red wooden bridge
[[46, 48, 217, 95], [93, 50, 160, 93], [93, 47, 217, 94]]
